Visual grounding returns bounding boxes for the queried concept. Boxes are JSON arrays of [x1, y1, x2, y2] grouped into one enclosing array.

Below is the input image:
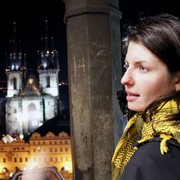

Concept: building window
[[13, 77, 17, 90], [46, 76, 50, 87], [60, 157, 63, 162], [66, 156, 68, 161], [38, 147, 41, 152]]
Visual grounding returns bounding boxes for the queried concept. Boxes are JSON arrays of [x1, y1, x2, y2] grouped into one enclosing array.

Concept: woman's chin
[[128, 104, 145, 112]]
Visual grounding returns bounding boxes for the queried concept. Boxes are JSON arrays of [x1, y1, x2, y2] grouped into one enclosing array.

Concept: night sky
[[119, 0, 180, 24], [0, 0, 179, 82], [0, 0, 67, 81]]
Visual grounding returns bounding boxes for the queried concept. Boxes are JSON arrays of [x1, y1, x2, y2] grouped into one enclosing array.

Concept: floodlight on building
[[19, 134, 24, 140]]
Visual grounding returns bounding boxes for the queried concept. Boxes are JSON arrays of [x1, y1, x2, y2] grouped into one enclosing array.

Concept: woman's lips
[[126, 92, 139, 102]]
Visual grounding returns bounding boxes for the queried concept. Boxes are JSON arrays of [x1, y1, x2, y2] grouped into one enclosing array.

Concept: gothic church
[[5, 21, 60, 138]]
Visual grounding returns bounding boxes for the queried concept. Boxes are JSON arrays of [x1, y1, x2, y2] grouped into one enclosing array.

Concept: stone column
[[64, 0, 122, 179]]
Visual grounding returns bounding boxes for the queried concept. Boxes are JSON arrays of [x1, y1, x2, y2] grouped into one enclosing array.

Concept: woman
[[112, 13, 180, 180]]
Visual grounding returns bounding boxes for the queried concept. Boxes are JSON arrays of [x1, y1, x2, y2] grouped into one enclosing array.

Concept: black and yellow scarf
[[112, 100, 180, 180]]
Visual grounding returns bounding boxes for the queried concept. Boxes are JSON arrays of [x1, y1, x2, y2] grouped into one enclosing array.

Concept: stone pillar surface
[[64, 0, 122, 179]]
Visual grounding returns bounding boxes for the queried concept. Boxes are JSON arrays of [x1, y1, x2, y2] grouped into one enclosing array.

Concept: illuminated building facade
[[5, 21, 60, 137], [0, 131, 72, 179], [0, 20, 72, 180]]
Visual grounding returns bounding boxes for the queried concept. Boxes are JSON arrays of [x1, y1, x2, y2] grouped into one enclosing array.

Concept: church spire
[[37, 19, 60, 69], [5, 22, 26, 71]]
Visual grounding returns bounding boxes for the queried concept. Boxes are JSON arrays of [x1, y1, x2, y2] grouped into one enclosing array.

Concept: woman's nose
[[121, 69, 133, 85]]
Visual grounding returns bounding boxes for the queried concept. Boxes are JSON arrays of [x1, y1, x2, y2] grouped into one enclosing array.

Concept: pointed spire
[[45, 19, 48, 38], [7, 21, 25, 71], [12, 21, 17, 52], [37, 18, 60, 69], [23, 53, 27, 70], [13, 21, 16, 36], [44, 19, 49, 51], [5, 52, 9, 70], [37, 50, 40, 69], [51, 36, 54, 50]]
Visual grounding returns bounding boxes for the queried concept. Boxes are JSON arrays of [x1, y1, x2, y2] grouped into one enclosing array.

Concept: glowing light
[[64, 161, 72, 172], [29, 78, 33, 84], [25, 162, 36, 170], [0, 164, 3, 172], [19, 134, 24, 140], [9, 172, 14, 177]]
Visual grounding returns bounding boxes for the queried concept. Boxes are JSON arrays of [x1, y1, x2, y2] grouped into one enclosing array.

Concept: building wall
[[5, 94, 59, 136], [6, 71, 23, 97], [38, 69, 60, 97], [0, 131, 72, 180]]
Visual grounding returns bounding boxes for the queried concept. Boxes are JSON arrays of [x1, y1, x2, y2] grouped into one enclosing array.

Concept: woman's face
[[121, 41, 178, 112]]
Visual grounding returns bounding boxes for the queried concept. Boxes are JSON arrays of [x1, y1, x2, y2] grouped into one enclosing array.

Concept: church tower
[[37, 20, 60, 97], [5, 21, 60, 138], [5, 22, 26, 98]]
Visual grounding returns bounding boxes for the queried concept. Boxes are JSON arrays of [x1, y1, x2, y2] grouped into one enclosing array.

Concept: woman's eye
[[138, 65, 149, 72], [123, 64, 129, 69]]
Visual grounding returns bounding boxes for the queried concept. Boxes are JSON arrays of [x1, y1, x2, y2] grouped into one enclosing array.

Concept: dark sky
[[0, 0, 179, 81], [119, 0, 180, 24], [0, 0, 67, 81]]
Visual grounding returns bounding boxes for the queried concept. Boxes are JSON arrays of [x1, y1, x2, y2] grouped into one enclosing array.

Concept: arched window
[[13, 77, 17, 89], [46, 76, 50, 87]]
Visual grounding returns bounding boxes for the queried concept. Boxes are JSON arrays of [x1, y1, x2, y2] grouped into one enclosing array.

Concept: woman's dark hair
[[142, 91, 180, 121], [122, 13, 180, 120], [122, 13, 180, 73]]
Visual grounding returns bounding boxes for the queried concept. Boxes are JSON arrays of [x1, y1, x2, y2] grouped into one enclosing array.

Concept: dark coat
[[121, 138, 180, 180]]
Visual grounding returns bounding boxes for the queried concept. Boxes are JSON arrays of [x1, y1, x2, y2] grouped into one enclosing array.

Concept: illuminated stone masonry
[[5, 20, 60, 137], [0, 131, 72, 180]]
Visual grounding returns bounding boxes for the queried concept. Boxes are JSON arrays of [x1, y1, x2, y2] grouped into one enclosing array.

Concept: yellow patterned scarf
[[112, 100, 180, 180]]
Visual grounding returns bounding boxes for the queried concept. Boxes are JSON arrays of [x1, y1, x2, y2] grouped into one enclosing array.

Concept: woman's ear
[[174, 72, 180, 91]]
